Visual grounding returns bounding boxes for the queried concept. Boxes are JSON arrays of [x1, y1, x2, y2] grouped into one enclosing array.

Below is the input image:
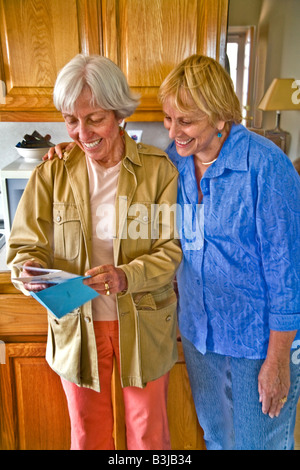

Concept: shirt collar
[[219, 123, 249, 171], [204, 124, 249, 179]]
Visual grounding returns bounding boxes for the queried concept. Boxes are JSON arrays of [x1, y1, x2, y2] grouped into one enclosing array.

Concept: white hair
[[53, 54, 140, 118]]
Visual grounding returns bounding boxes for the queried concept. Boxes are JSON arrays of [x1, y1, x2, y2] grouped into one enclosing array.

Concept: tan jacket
[[7, 133, 182, 391]]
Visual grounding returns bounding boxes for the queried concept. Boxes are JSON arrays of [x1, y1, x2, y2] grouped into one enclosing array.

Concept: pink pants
[[61, 320, 171, 450]]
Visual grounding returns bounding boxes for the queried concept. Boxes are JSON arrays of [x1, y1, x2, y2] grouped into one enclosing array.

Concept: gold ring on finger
[[104, 282, 110, 296], [279, 396, 287, 404]]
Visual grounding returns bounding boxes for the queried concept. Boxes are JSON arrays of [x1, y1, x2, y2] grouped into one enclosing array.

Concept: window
[[226, 26, 254, 126]]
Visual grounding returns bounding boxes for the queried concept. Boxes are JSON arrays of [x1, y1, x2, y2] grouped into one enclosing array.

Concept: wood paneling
[[168, 345, 205, 450]]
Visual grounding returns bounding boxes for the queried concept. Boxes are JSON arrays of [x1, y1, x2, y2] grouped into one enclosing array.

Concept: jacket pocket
[[46, 310, 81, 385], [53, 203, 81, 260], [134, 284, 177, 310], [137, 298, 178, 382]]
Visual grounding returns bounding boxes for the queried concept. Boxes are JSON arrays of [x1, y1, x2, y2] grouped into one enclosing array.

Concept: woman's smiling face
[[62, 87, 124, 167], [163, 96, 225, 160]]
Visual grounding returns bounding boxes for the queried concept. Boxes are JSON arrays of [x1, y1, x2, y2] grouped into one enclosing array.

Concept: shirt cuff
[[269, 312, 300, 331]]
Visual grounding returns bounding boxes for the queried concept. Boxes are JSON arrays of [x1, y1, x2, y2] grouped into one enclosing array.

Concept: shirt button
[[56, 215, 61, 222], [84, 316, 91, 323], [165, 315, 171, 322], [143, 215, 149, 222]]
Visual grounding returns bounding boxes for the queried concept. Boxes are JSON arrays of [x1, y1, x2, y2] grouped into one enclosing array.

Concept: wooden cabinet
[[0, 0, 101, 122], [0, 271, 205, 450], [1, 343, 71, 450], [102, 0, 228, 120], [0, 0, 228, 122]]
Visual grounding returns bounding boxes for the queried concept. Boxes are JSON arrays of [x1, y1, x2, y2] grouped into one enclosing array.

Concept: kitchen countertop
[[1, 157, 41, 176]]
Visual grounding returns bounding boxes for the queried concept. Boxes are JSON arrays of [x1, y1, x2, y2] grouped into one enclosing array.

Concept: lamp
[[258, 78, 300, 153]]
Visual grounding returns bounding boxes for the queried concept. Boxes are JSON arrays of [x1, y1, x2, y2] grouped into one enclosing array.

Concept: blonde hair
[[53, 54, 140, 119], [158, 55, 242, 126]]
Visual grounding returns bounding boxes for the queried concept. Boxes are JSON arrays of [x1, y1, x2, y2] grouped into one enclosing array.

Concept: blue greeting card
[[13, 265, 99, 318], [30, 276, 99, 318]]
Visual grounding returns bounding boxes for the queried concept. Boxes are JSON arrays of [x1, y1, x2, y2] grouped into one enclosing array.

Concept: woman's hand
[[258, 357, 290, 418], [83, 264, 128, 296], [258, 330, 296, 418], [43, 142, 75, 160], [20, 260, 50, 292]]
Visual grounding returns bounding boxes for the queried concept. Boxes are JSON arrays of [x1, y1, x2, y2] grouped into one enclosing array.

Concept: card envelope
[[30, 276, 99, 319]]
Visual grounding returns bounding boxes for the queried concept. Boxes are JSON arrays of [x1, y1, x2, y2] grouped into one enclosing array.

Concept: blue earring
[[218, 132, 222, 138]]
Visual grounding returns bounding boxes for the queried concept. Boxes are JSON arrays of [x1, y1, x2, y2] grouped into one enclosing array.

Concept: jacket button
[[56, 215, 61, 222], [84, 316, 91, 323], [166, 315, 171, 322]]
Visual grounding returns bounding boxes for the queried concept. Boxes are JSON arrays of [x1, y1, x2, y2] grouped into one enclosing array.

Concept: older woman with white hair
[[7, 54, 182, 450]]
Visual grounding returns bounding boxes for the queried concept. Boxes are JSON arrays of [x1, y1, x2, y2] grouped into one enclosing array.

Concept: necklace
[[198, 156, 218, 166]]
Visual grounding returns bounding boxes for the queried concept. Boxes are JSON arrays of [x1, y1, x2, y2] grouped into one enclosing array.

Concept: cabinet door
[[0, 0, 228, 121], [102, 0, 228, 120], [0, 343, 70, 450], [0, 0, 101, 121], [167, 361, 205, 450]]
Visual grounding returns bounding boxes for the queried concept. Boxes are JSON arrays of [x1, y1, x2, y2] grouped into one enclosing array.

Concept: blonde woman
[[159, 55, 300, 450]]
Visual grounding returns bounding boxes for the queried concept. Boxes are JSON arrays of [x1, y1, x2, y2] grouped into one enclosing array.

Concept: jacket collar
[[123, 131, 143, 167], [61, 129, 142, 166]]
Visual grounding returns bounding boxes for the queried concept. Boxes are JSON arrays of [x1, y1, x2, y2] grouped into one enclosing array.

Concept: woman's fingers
[[84, 265, 127, 295]]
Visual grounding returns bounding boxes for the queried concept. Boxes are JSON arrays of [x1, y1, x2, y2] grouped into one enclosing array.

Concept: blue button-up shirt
[[167, 124, 300, 359]]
